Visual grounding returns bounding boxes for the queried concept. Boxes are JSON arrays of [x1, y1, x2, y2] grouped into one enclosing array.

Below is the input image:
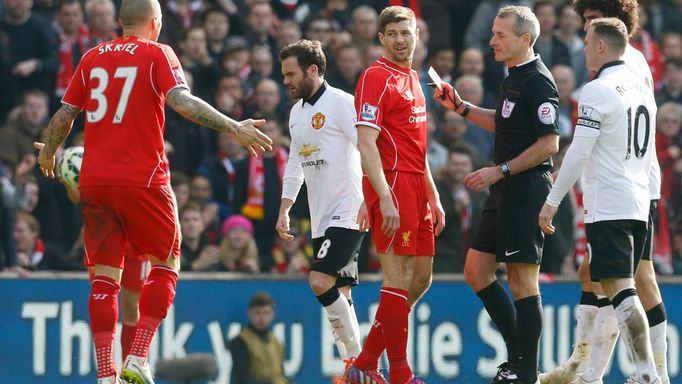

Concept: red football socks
[[377, 287, 412, 384], [354, 318, 385, 370], [89, 276, 120, 378], [120, 322, 136, 359], [130, 266, 178, 358], [354, 287, 412, 383]]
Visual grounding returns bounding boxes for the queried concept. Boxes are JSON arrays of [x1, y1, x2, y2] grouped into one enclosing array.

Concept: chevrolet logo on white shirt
[[299, 143, 320, 158]]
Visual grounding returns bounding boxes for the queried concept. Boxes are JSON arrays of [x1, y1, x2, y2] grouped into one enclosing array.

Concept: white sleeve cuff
[[281, 176, 303, 202], [356, 121, 382, 132]]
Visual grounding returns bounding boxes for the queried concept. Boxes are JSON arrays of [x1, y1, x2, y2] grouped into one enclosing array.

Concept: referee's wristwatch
[[500, 162, 511, 177]]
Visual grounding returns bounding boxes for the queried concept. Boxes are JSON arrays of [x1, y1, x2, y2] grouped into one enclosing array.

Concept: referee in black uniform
[[434, 5, 559, 384]]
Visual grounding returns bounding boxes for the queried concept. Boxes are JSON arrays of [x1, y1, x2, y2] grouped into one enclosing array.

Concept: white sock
[[324, 295, 362, 358], [348, 301, 362, 357], [332, 328, 348, 359], [582, 303, 619, 382], [567, 304, 598, 371], [650, 321, 669, 382], [613, 293, 659, 383]]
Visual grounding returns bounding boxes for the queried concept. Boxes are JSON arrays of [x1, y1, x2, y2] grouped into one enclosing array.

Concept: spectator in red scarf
[[84, 0, 118, 46], [14, 211, 77, 271], [656, 102, 682, 202], [631, 4, 665, 91], [661, 32, 682, 61], [234, 116, 288, 271], [55, 0, 90, 99]]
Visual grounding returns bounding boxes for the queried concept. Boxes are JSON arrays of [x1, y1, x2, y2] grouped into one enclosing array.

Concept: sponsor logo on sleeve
[[361, 103, 379, 122], [174, 69, 186, 84], [501, 98, 515, 118], [577, 118, 601, 129], [579, 105, 594, 119], [577, 105, 600, 129], [537, 102, 556, 125]]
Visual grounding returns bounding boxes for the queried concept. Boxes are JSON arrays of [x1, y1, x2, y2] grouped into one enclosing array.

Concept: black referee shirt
[[494, 55, 559, 169]]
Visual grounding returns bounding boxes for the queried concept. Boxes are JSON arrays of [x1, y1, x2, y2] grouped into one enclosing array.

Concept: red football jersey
[[354, 57, 427, 174], [62, 36, 189, 188]]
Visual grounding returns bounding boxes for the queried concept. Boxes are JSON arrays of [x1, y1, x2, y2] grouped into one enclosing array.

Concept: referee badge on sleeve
[[537, 102, 556, 125], [501, 98, 515, 118], [361, 103, 379, 122]]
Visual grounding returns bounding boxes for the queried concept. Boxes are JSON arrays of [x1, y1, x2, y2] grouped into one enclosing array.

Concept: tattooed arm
[[167, 87, 241, 134], [166, 87, 273, 156], [34, 104, 81, 178], [43, 104, 81, 155]]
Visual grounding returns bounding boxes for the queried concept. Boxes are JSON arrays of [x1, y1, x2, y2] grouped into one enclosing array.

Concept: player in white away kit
[[539, 18, 660, 384], [276, 40, 365, 370], [539, 1, 669, 383]]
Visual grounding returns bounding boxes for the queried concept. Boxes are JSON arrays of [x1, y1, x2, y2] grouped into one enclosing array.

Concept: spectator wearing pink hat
[[219, 215, 260, 272]]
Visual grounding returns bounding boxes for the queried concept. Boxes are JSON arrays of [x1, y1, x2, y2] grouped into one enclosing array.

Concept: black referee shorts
[[587, 219, 647, 281], [471, 169, 552, 264], [312, 227, 364, 287]]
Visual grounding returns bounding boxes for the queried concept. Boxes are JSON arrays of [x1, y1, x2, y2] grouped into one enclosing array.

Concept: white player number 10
[[626, 105, 650, 160], [87, 66, 138, 124]]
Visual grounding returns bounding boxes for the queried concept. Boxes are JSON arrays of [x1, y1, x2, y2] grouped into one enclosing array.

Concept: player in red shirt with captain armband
[[343, 6, 445, 384], [33, 1, 272, 383]]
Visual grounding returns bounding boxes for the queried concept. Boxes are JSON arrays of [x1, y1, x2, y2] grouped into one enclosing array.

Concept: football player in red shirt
[[344, 6, 444, 384], [34, 1, 272, 383]]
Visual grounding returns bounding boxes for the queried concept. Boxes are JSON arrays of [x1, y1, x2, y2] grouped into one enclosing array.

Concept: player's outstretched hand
[[357, 201, 370, 232], [538, 202, 558, 235], [276, 213, 294, 240], [33, 142, 56, 178], [429, 198, 446, 236], [464, 166, 503, 191], [379, 195, 399, 237], [236, 119, 274, 156], [433, 82, 462, 111]]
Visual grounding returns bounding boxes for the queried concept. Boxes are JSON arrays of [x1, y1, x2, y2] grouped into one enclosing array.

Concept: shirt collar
[[594, 60, 626, 79], [509, 54, 540, 72], [304, 82, 327, 106], [378, 56, 413, 74]]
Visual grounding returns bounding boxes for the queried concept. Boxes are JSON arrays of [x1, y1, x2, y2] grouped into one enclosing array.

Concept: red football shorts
[[81, 185, 181, 269], [363, 171, 434, 256]]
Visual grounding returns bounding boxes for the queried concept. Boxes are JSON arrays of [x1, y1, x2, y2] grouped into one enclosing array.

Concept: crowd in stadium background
[[0, 0, 681, 278]]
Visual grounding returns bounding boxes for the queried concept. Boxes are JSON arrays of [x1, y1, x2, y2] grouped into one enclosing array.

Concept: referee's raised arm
[[433, 81, 496, 132]]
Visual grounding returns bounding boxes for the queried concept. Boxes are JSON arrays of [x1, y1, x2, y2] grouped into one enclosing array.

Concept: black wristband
[[460, 102, 471, 118], [500, 162, 511, 177]]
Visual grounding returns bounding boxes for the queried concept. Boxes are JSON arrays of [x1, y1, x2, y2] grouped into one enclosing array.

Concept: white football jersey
[[282, 84, 363, 238], [624, 44, 661, 200], [575, 62, 657, 223]]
